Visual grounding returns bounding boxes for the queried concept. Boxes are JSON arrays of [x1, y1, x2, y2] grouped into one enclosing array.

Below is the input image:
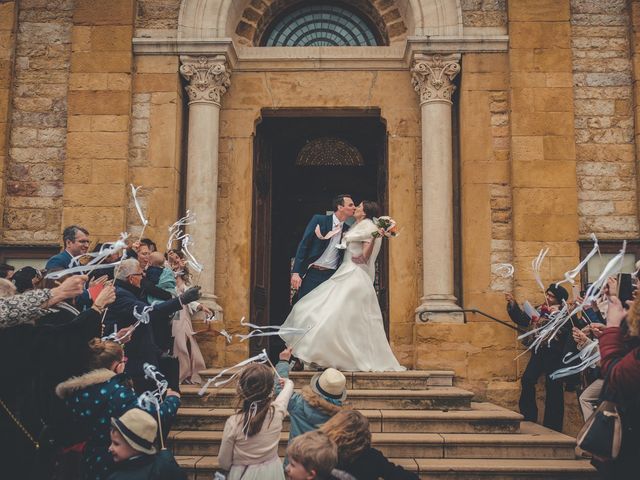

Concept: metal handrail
[[418, 308, 522, 332]]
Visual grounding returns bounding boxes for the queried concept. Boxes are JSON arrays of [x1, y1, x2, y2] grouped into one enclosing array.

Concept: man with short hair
[[46, 225, 91, 270], [0, 263, 15, 280], [104, 259, 201, 391], [291, 194, 356, 299]]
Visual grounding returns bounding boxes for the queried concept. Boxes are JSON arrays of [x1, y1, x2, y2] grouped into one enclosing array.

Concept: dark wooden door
[[249, 129, 272, 357]]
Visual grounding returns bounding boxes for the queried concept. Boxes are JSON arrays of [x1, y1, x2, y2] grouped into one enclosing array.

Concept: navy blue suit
[[45, 250, 73, 270], [293, 214, 349, 299]]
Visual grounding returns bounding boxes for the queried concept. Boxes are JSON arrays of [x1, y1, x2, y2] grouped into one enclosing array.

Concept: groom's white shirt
[[310, 214, 343, 270]]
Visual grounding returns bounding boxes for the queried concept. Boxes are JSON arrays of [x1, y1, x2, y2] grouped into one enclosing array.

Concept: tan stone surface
[[74, 0, 135, 26]]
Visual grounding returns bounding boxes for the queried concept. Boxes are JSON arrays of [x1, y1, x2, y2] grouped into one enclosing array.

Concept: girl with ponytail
[[218, 363, 294, 479]]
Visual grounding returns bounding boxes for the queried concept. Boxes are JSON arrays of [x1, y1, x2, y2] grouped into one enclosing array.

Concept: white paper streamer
[[582, 241, 627, 305], [198, 349, 269, 396], [143, 363, 168, 400], [45, 260, 123, 279], [181, 234, 204, 273], [167, 211, 196, 250], [555, 233, 599, 287], [549, 340, 600, 380], [532, 248, 549, 293], [494, 263, 515, 278], [218, 329, 233, 343], [130, 184, 149, 227]]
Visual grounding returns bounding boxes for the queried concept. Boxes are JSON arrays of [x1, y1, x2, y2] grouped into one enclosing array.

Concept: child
[[276, 347, 345, 443], [108, 408, 186, 479], [285, 431, 340, 480], [145, 252, 177, 304], [320, 410, 418, 480], [218, 363, 294, 479]]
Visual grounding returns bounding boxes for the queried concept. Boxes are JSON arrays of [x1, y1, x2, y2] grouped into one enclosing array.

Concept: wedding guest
[[505, 284, 570, 432], [11, 266, 42, 293], [0, 263, 15, 279], [46, 225, 90, 270], [173, 268, 207, 384], [285, 431, 339, 480], [276, 347, 344, 444], [320, 410, 418, 480], [218, 363, 294, 479], [0, 278, 16, 298], [107, 409, 186, 480], [595, 295, 640, 479], [56, 339, 181, 480]]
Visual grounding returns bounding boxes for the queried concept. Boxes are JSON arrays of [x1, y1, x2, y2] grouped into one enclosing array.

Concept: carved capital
[[179, 56, 231, 106], [411, 54, 461, 105]]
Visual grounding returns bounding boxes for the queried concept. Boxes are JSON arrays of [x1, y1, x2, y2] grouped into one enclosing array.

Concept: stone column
[[411, 53, 463, 323], [179, 55, 231, 320]]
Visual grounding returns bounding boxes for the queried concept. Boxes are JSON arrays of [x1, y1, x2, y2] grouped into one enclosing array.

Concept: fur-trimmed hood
[[300, 386, 343, 415], [55, 368, 116, 399]]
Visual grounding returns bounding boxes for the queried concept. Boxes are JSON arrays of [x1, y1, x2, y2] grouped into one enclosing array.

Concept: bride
[[280, 200, 405, 372]]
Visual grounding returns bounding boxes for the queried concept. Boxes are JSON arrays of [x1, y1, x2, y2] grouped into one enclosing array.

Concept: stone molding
[[179, 55, 231, 106], [411, 54, 461, 105]]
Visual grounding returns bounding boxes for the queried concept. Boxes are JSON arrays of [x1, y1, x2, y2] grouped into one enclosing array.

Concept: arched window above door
[[262, 3, 383, 47]]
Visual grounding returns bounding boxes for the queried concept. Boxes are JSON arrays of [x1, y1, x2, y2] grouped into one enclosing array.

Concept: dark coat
[[107, 450, 187, 480], [292, 214, 350, 275], [46, 249, 73, 270], [56, 369, 180, 480], [340, 447, 418, 480], [104, 281, 182, 382]]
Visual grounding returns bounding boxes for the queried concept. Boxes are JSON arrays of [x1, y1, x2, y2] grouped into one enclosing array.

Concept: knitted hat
[[111, 409, 158, 455], [311, 368, 347, 402], [546, 283, 569, 303]]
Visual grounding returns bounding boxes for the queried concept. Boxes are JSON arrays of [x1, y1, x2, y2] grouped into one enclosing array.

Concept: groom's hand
[[352, 255, 367, 265], [290, 273, 302, 290]]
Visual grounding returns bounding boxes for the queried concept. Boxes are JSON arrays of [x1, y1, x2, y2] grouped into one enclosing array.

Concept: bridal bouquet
[[372, 216, 399, 238]]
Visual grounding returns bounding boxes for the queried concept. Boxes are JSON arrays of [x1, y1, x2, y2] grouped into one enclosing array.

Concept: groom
[[291, 194, 356, 299]]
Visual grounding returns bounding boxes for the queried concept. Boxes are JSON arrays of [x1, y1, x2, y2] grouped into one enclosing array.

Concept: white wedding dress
[[280, 218, 405, 372]]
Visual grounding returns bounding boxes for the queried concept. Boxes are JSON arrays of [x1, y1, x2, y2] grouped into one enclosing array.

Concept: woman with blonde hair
[[320, 410, 418, 480], [218, 363, 294, 479]]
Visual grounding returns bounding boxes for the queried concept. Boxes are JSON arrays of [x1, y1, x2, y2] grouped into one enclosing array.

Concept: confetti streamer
[[167, 211, 196, 250], [555, 233, 599, 287], [198, 349, 270, 396], [549, 340, 600, 380], [532, 247, 549, 294], [234, 317, 309, 342], [494, 263, 515, 278], [181, 234, 203, 273], [130, 184, 149, 238]]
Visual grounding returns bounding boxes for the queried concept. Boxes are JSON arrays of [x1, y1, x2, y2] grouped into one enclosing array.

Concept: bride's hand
[[290, 273, 302, 290], [351, 255, 367, 265]]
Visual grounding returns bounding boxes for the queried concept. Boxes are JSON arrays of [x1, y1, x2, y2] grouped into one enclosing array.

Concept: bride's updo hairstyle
[[362, 200, 381, 220], [236, 363, 275, 437]]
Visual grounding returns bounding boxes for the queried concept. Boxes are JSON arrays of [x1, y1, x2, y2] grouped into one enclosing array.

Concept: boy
[[108, 408, 186, 479], [286, 431, 349, 480]]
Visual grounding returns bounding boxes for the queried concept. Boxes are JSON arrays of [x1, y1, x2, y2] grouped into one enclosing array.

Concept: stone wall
[[462, 0, 508, 32], [0, 1, 17, 231], [2, 0, 73, 244], [571, 0, 639, 239], [135, 0, 180, 38]]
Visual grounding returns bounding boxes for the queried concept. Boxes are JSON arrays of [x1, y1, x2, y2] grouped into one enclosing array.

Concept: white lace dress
[[280, 218, 405, 372]]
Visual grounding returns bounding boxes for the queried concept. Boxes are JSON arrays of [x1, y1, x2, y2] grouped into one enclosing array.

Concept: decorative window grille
[[296, 137, 365, 167]]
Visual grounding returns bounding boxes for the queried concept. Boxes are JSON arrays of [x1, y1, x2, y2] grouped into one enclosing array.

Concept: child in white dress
[[218, 363, 294, 480]]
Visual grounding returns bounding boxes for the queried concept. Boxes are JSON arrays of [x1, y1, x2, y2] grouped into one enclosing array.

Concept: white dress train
[[280, 218, 405, 372]]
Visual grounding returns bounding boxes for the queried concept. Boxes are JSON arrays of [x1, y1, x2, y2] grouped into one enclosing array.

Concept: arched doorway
[[250, 109, 389, 358]]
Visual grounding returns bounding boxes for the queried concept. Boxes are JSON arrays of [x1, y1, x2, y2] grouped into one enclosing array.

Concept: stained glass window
[[263, 4, 380, 46], [296, 137, 365, 167]]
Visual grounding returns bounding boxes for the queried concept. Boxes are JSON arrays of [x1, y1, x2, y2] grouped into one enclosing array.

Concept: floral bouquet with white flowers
[[372, 216, 399, 238]]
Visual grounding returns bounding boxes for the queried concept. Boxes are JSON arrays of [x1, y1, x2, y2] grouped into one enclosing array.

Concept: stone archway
[[178, 0, 463, 40]]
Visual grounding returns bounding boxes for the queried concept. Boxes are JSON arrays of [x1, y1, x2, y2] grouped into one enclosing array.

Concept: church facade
[[1, 0, 640, 432]]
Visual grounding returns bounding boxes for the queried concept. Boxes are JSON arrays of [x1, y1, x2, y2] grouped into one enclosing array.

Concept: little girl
[[218, 363, 294, 479]]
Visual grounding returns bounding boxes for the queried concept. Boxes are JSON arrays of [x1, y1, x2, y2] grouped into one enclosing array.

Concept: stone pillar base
[[200, 293, 224, 322], [415, 301, 464, 324]]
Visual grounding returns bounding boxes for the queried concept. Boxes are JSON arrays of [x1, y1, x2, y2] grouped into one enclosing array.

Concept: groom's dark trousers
[[297, 266, 335, 300]]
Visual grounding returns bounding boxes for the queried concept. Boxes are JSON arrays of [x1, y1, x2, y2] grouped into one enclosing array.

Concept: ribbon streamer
[[130, 184, 149, 227], [181, 234, 204, 273], [494, 263, 515, 278], [198, 349, 269, 396], [45, 260, 123, 280], [549, 340, 600, 380], [167, 211, 196, 250], [532, 248, 549, 293], [555, 233, 599, 287], [143, 363, 168, 401]]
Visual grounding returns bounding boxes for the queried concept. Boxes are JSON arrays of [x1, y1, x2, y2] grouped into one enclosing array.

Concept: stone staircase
[[171, 369, 597, 479]]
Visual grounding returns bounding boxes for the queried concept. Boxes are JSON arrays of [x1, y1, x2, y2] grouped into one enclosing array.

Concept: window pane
[[587, 253, 637, 283]]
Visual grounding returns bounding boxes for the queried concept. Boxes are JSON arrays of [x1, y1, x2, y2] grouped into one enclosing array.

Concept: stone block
[[91, 115, 129, 132], [468, 349, 517, 380], [462, 161, 509, 184], [543, 135, 575, 160], [91, 159, 127, 184], [73, 0, 134, 26], [0, 3, 15, 31], [90, 25, 133, 51], [69, 72, 109, 90], [545, 72, 573, 87], [512, 160, 576, 188], [62, 206, 125, 236], [219, 108, 261, 138], [461, 184, 491, 285], [508, 0, 570, 22], [67, 131, 129, 159], [462, 53, 508, 74], [63, 183, 126, 207], [136, 56, 178, 74], [513, 212, 578, 241], [511, 136, 543, 161], [107, 73, 131, 91], [532, 48, 573, 73], [510, 72, 546, 88], [511, 111, 574, 136], [533, 87, 573, 112], [461, 72, 508, 91], [415, 345, 468, 378], [513, 188, 577, 214], [71, 52, 131, 73], [68, 91, 130, 115], [148, 98, 179, 168], [510, 22, 571, 50], [133, 73, 178, 92], [71, 26, 91, 52]]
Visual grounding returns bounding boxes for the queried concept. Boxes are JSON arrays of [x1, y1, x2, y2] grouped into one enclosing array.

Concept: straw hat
[[310, 368, 347, 402], [111, 408, 158, 455]]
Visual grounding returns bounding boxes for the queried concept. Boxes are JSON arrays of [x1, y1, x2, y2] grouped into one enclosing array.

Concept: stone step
[[180, 385, 474, 410], [168, 423, 577, 460], [199, 368, 454, 389], [176, 456, 597, 480], [174, 402, 522, 434]]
